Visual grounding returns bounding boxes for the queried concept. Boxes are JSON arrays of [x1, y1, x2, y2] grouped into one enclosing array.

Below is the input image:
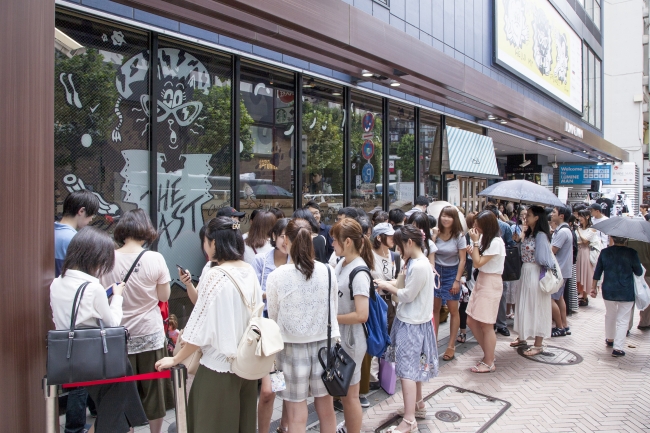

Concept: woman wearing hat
[[371, 222, 401, 332]]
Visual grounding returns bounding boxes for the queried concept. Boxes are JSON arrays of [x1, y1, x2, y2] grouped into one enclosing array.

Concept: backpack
[[219, 267, 284, 380], [348, 266, 391, 358]]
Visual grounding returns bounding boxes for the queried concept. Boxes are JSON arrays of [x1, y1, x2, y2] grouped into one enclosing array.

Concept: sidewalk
[[363, 295, 650, 433]]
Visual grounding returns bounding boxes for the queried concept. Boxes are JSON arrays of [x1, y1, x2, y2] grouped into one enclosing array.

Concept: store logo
[[471, 158, 480, 165], [564, 122, 584, 139]]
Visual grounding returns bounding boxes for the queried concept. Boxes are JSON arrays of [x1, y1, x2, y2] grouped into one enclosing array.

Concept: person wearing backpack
[[375, 225, 437, 433], [266, 219, 339, 433], [330, 219, 372, 433], [155, 217, 263, 433]]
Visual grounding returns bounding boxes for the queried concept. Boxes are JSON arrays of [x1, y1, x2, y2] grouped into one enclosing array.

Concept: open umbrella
[[592, 217, 650, 243], [252, 184, 293, 198], [427, 200, 468, 233], [478, 179, 564, 207]]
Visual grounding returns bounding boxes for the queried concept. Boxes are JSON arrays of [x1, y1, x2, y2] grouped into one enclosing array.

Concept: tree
[[302, 101, 344, 193], [395, 133, 415, 182]]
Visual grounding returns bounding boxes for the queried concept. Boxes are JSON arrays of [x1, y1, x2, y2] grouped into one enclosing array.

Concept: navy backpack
[[348, 266, 391, 357]]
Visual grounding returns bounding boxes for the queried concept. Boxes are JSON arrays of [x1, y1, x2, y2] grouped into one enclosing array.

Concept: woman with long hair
[[254, 218, 290, 433], [243, 210, 277, 266], [293, 208, 329, 264], [432, 206, 466, 362], [100, 209, 172, 433], [266, 219, 339, 433], [510, 205, 556, 356], [465, 211, 506, 373], [156, 217, 263, 432], [457, 212, 477, 344], [508, 206, 528, 318], [330, 219, 373, 433], [50, 227, 147, 433], [407, 212, 437, 266], [375, 225, 438, 433], [576, 209, 599, 306]]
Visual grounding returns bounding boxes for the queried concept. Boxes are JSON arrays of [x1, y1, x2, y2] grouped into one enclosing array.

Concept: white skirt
[[513, 262, 552, 340]]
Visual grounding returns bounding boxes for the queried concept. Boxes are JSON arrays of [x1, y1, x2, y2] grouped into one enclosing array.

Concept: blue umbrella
[[478, 180, 564, 207], [252, 184, 293, 198], [593, 217, 650, 243]]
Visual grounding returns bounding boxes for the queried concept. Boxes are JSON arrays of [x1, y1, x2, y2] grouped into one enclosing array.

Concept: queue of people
[[51, 190, 650, 433]]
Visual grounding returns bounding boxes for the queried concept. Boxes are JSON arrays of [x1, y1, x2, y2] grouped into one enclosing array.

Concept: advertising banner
[[559, 165, 611, 185], [494, 0, 583, 112], [611, 163, 636, 185]]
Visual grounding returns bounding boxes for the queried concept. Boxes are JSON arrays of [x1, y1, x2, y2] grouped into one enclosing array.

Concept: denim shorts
[[434, 264, 461, 302]]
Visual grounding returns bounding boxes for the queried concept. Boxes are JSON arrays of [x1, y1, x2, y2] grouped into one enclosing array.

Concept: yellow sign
[[495, 0, 583, 112]]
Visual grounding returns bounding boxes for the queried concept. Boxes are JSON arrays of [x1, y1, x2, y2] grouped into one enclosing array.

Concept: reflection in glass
[[240, 62, 295, 230], [419, 111, 441, 200], [301, 78, 345, 225], [595, 57, 601, 129], [350, 93, 383, 214], [588, 50, 595, 126], [389, 104, 415, 210]]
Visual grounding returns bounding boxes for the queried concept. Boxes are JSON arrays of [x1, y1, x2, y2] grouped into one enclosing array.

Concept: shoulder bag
[[318, 266, 356, 397], [220, 266, 284, 380], [47, 282, 129, 385], [539, 254, 563, 295]]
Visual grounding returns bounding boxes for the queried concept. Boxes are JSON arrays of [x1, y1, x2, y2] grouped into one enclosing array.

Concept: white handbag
[[219, 267, 284, 380], [539, 254, 563, 295], [634, 265, 650, 311]]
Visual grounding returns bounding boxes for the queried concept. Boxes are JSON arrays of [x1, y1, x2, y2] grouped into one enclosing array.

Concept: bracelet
[[473, 242, 480, 246]]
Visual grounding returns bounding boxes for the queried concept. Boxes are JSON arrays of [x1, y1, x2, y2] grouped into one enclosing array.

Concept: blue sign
[[559, 165, 611, 185], [362, 163, 375, 183], [362, 140, 375, 160]]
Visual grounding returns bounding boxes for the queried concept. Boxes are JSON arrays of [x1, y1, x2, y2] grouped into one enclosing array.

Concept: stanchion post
[[43, 377, 59, 433], [171, 365, 188, 433]]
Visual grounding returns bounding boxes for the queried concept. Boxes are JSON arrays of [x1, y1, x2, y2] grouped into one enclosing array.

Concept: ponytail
[[285, 219, 315, 280], [360, 235, 375, 271]]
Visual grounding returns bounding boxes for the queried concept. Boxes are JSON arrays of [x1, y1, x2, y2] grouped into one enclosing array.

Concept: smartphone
[[176, 264, 189, 276], [106, 283, 116, 298]]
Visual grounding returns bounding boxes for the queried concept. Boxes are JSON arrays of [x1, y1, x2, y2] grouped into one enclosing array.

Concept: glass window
[[350, 92, 383, 213], [446, 117, 484, 135], [594, 0, 601, 30], [240, 62, 295, 230], [585, 0, 593, 20], [389, 104, 415, 209], [589, 49, 596, 126], [55, 15, 149, 232], [595, 57, 601, 129], [301, 78, 345, 225], [419, 111, 441, 200]]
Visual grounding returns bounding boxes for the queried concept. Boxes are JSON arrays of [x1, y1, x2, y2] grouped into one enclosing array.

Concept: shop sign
[[278, 90, 294, 104], [564, 122, 584, 139], [275, 107, 293, 124], [362, 163, 375, 183], [388, 160, 395, 173], [447, 180, 460, 206], [611, 163, 636, 185], [559, 165, 611, 185]]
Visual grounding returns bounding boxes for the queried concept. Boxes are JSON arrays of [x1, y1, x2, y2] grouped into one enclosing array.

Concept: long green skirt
[[187, 365, 257, 433]]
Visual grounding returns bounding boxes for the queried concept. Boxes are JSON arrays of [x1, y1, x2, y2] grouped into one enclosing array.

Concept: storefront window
[[419, 111, 441, 200], [240, 62, 295, 229], [55, 15, 149, 231], [301, 78, 345, 224], [588, 49, 596, 126], [389, 104, 415, 210], [350, 92, 383, 213]]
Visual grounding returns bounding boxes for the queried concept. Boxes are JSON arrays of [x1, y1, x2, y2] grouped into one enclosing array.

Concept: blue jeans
[[65, 388, 90, 433]]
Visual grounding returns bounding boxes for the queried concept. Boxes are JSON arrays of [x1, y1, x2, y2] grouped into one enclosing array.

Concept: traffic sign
[[362, 163, 374, 183], [362, 139, 375, 160], [362, 112, 375, 132]]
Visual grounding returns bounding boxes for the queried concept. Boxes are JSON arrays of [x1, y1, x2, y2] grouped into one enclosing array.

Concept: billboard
[[494, 0, 583, 113], [559, 165, 611, 185]]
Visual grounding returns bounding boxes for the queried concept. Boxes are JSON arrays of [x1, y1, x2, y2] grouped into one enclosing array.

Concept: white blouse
[[181, 264, 263, 373], [50, 269, 123, 330], [395, 257, 435, 325]]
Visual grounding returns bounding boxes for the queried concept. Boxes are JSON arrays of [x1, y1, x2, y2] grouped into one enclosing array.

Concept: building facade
[[0, 0, 626, 429]]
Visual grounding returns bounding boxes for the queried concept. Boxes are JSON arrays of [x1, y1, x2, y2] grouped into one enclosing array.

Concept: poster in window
[[494, 0, 583, 113]]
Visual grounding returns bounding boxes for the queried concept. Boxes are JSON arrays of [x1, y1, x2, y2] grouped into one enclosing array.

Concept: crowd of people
[[51, 190, 649, 433]]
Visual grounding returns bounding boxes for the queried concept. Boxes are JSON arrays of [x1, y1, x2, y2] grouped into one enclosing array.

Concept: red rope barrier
[[61, 370, 171, 388]]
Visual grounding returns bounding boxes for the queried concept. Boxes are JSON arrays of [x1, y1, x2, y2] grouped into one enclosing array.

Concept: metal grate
[[516, 345, 583, 365]]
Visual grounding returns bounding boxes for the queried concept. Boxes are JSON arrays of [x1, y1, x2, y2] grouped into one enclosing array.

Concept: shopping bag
[[634, 265, 650, 311], [378, 358, 397, 395]]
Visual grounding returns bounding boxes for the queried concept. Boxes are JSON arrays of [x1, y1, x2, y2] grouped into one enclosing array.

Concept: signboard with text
[[559, 165, 611, 185], [611, 163, 636, 185]]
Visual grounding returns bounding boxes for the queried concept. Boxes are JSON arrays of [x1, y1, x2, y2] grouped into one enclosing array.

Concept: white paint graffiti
[[59, 73, 82, 108], [111, 30, 126, 46], [63, 174, 120, 215]]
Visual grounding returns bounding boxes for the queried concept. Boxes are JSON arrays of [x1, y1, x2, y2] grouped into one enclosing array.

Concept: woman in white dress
[[510, 205, 556, 356], [576, 210, 600, 305]]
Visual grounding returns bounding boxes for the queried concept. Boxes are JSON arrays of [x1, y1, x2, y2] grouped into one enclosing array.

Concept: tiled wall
[[61, 0, 601, 134]]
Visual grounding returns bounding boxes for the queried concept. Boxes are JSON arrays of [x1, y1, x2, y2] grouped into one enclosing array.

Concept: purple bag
[[379, 358, 397, 395]]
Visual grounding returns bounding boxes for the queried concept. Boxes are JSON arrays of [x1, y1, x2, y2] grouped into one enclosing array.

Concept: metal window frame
[[343, 86, 352, 207], [148, 33, 159, 229], [414, 106, 421, 200], [294, 72, 303, 211], [232, 55, 241, 210], [382, 97, 390, 211]]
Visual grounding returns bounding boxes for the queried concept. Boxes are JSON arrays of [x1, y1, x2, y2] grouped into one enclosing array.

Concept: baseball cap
[[589, 203, 603, 211], [372, 222, 395, 238], [217, 206, 246, 218]]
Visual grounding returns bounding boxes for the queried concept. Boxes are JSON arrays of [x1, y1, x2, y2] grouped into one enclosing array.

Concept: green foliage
[[395, 133, 415, 182], [302, 101, 344, 192]]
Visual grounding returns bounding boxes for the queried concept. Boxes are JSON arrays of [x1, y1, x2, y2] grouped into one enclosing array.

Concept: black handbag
[[318, 266, 356, 397], [502, 244, 522, 282], [46, 252, 144, 386]]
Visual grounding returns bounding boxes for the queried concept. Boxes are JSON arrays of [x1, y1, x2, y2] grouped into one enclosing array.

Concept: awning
[[446, 126, 499, 177]]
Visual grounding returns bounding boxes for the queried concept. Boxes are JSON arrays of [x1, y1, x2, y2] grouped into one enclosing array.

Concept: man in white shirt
[[550, 206, 573, 336], [589, 203, 609, 247]]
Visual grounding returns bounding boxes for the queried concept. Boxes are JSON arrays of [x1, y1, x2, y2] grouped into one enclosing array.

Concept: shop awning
[[446, 126, 499, 177]]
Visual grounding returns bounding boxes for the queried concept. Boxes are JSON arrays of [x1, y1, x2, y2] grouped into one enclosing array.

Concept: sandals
[[510, 338, 528, 347], [523, 345, 544, 356], [506, 312, 515, 319], [551, 327, 566, 337], [470, 361, 495, 373], [456, 332, 467, 343], [276, 428, 288, 433], [442, 347, 456, 361], [565, 327, 572, 335], [578, 297, 589, 307], [612, 349, 625, 357], [397, 399, 427, 419], [387, 417, 419, 433]]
